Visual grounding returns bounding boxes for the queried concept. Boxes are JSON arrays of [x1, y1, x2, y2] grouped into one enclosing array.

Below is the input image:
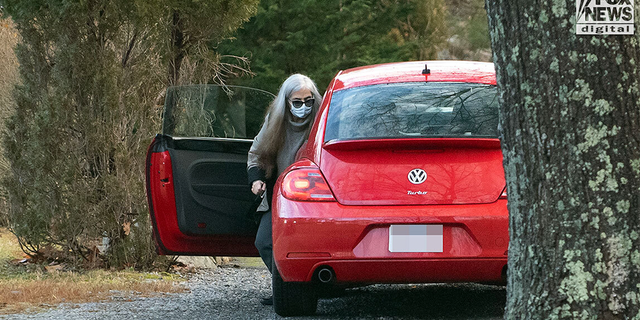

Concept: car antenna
[[422, 63, 430, 75]]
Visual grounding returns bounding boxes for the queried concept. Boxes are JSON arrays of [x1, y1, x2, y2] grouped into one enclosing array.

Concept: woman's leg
[[254, 210, 273, 273]]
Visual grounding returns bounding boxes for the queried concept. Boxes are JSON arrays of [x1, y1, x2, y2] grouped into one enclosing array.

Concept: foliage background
[[219, 0, 491, 93], [0, 0, 490, 269], [0, 0, 258, 269], [0, 17, 18, 227]]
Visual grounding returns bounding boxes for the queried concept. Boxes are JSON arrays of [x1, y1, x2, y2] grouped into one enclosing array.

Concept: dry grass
[[0, 17, 20, 223], [0, 18, 19, 111], [0, 227, 23, 261], [0, 228, 187, 315], [0, 272, 186, 314]]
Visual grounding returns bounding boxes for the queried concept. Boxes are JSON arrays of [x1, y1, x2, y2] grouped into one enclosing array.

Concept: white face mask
[[291, 105, 312, 118], [289, 99, 314, 118]]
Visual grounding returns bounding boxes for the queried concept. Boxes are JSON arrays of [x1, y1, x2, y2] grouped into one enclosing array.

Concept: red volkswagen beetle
[[146, 61, 508, 316]]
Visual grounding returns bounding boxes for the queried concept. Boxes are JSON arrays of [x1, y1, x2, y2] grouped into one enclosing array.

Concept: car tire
[[272, 262, 318, 316], [317, 285, 346, 298]]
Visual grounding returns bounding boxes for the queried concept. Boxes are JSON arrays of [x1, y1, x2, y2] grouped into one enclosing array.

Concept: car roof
[[332, 60, 496, 91]]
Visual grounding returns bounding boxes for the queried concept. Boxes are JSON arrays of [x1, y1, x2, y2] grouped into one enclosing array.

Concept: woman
[[247, 74, 322, 305]]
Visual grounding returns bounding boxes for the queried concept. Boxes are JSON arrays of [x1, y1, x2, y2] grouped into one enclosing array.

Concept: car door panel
[[147, 135, 259, 256], [170, 146, 256, 236], [146, 85, 273, 257]]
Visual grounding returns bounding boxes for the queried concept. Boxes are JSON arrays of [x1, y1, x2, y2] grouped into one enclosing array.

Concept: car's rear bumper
[[272, 194, 508, 284], [277, 258, 507, 284]]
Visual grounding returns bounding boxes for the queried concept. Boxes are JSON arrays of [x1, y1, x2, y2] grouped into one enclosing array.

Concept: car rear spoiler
[[322, 138, 501, 151]]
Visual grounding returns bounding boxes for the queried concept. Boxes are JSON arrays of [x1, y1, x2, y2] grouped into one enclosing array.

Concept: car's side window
[[162, 85, 273, 139]]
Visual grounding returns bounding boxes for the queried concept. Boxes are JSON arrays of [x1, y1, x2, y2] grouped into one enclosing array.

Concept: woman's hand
[[251, 180, 266, 196]]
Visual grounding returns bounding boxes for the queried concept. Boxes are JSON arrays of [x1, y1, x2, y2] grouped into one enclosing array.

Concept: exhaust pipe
[[317, 267, 335, 283]]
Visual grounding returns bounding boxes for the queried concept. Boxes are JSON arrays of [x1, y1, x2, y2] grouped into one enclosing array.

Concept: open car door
[[146, 85, 273, 256]]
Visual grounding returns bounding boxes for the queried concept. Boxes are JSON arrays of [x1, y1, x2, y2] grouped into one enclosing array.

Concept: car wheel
[[272, 262, 318, 316]]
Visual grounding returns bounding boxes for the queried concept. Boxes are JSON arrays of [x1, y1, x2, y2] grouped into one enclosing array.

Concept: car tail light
[[499, 187, 507, 200], [281, 168, 336, 201]]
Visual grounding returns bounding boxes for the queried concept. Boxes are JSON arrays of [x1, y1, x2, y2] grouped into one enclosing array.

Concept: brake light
[[281, 168, 336, 201], [499, 187, 507, 200]]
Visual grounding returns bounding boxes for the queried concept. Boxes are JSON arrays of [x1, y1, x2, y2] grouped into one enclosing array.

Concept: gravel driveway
[[2, 263, 505, 320]]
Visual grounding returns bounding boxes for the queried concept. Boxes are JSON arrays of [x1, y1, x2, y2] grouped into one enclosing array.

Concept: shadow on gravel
[[310, 283, 506, 319]]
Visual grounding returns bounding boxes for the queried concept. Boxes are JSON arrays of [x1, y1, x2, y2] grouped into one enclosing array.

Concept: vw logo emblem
[[408, 169, 427, 184]]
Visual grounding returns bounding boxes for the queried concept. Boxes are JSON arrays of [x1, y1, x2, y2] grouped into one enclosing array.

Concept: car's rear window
[[324, 82, 499, 142]]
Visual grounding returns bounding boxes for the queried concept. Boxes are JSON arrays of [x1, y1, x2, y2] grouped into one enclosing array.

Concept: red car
[[146, 61, 508, 316]]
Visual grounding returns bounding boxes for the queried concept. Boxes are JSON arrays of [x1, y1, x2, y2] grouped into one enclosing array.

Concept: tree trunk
[[485, 1, 640, 319]]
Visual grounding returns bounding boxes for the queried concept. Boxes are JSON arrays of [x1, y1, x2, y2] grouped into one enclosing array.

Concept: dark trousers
[[255, 210, 273, 273]]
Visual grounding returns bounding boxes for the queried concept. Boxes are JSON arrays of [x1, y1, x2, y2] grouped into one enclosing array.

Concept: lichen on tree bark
[[485, 0, 640, 319]]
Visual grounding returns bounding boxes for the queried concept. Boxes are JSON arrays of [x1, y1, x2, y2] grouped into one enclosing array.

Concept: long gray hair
[[255, 74, 322, 177]]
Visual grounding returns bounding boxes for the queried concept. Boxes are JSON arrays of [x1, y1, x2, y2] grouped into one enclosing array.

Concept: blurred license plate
[[389, 225, 443, 253]]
